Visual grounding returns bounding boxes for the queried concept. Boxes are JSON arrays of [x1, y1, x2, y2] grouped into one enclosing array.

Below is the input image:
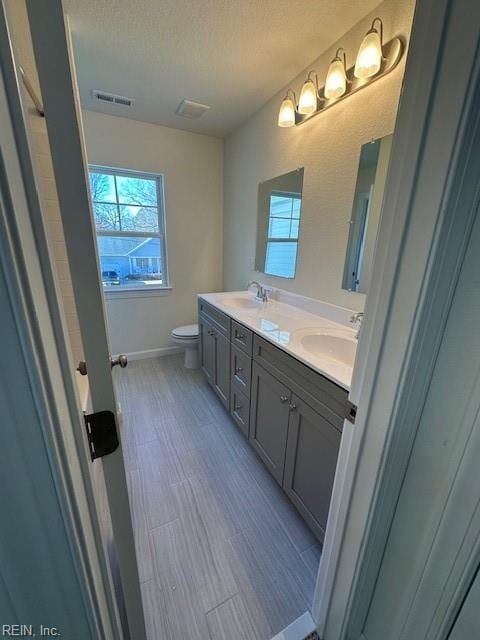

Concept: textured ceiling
[[64, 0, 382, 137]]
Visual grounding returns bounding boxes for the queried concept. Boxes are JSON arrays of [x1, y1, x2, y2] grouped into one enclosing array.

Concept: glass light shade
[[324, 58, 347, 99], [354, 30, 382, 79], [298, 79, 318, 115], [278, 96, 296, 127]]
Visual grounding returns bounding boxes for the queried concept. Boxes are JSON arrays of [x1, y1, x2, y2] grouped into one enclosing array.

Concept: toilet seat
[[171, 324, 199, 339]]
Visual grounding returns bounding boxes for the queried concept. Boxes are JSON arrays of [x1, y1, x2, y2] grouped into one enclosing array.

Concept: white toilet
[[171, 324, 200, 369]]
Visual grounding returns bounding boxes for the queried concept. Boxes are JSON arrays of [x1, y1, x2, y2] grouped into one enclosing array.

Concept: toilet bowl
[[171, 324, 200, 369]]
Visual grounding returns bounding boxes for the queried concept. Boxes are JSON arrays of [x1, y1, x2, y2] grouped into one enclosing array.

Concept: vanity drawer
[[253, 335, 348, 431], [230, 379, 250, 438], [198, 299, 230, 338], [231, 320, 253, 355], [231, 345, 252, 395]]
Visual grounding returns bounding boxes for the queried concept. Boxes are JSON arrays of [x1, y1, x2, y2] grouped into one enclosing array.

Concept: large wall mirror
[[255, 168, 304, 279], [342, 134, 392, 294]]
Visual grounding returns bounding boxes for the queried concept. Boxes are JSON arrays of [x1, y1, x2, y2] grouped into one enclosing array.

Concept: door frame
[[0, 4, 119, 636], [24, 2, 147, 638], [313, 0, 480, 638]]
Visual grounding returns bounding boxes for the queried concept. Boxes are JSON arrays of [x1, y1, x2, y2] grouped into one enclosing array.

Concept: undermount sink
[[297, 332, 357, 366], [221, 296, 262, 310]]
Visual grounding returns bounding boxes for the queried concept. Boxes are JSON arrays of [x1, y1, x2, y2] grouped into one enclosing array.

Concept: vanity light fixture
[[298, 71, 320, 115], [277, 17, 403, 128], [354, 17, 383, 79], [278, 90, 297, 128], [324, 48, 347, 100]]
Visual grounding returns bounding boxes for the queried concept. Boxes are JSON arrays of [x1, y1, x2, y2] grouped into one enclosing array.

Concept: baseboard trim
[[126, 345, 183, 361], [270, 612, 316, 640]]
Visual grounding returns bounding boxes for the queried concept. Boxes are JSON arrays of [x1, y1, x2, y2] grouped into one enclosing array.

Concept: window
[[88, 166, 168, 290], [264, 191, 301, 278]]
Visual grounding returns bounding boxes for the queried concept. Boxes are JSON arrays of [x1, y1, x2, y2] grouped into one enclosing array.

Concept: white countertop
[[198, 291, 357, 390]]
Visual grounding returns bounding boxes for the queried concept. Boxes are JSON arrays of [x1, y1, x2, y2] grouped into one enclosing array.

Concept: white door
[[22, 2, 147, 638], [363, 190, 480, 640], [448, 566, 480, 640]]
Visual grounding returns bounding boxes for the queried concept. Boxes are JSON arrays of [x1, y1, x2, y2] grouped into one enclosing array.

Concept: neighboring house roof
[[98, 236, 159, 256]]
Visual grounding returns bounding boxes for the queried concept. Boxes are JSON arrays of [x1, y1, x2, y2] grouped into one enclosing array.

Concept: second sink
[[295, 331, 357, 367], [221, 296, 263, 310]]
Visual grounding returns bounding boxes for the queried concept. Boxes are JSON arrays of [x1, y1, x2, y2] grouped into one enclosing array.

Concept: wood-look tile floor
[[115, 355, 320, 640]]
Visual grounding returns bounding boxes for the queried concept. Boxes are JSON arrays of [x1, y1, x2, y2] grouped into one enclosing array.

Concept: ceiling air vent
[[175, 99, 210, 119], [92, 89, 135, 108]]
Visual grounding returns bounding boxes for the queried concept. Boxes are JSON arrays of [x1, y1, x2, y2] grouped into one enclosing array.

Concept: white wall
[[82, 111, 224, 355], [223, 0, 416, 311]]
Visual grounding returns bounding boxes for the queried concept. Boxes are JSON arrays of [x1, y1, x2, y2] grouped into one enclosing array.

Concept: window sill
[[103, 286, 172, 300]]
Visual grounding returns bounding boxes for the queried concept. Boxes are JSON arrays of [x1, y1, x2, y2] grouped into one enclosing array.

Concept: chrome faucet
[[350, 312, 364, 340], [248, 280, 269, 302]]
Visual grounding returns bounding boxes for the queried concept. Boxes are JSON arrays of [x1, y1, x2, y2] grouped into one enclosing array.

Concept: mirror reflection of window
[[265, 192, 301, 278], [256, 168, 304, 279]]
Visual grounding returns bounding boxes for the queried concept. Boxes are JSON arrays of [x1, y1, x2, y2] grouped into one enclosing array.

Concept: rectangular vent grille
[[92, 90, 135, 108], [175, 99, 210, 119]]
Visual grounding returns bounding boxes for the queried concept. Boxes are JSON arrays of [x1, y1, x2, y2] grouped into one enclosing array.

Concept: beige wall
[[82, 111, 224, 354], [5, 0, 84, 363], [223, 0, 416, 311]]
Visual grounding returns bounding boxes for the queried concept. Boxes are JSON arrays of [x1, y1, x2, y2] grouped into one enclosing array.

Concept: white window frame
[[88, 165, 169, 295]]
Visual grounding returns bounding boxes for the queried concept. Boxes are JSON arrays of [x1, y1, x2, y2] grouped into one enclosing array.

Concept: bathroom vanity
[[198, 291, 356, 541]]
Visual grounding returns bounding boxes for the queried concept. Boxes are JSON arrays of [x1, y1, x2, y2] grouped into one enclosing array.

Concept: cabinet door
[[249, 362, 291, 485], [231, 379, 250, 437], [284, 395, 341, 541], [212, 330, 230, 410], [199, 315, 213, 384]]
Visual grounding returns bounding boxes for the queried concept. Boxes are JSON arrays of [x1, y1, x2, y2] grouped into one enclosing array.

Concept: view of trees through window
[[88, 167, 168, 289]]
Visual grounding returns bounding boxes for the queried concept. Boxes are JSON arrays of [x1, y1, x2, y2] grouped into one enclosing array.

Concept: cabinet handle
[[235, 332, 245, 340], [234, 402, 243, 411], [289, 402, 297, 411], [208, 330, 215, 336], [280, 395, 289, 403], [235, 366, 244, 374]]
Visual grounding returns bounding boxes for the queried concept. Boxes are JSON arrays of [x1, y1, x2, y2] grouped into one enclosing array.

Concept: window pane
[[268, 217, 291, 238], [265, 241, 298, 278], [89, 172, 116, 203], [269, 194, 294, 218], [93, 203, 120, 230], [119, 205, 159, 232], [116, 175, 157, 206], [290, 218, 300, 239], [97, 235, 163, 287], [292, 198, 302, 219]]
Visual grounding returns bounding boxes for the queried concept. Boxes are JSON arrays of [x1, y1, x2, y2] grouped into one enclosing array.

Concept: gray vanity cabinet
[[198, 298, 348, 542], [199, 315, 214, 384], [249, 362, 292, 485], [212, 330, 230, 410], [284, 395, 342, 540], [198, 301, 230, 410]]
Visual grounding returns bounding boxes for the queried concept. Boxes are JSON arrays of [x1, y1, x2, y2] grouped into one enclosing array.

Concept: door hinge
[[83, 410, 119, 461], [345, 400, 357, 424]]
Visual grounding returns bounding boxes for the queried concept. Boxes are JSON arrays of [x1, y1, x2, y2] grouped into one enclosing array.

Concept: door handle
[[111, 355, 128, 369], [77, 360, 87, 376], [77, 355, 128, 376]]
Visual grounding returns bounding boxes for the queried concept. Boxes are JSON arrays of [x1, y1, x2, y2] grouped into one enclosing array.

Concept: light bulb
[[278, 95, 296, 128], [354, 28, 382, 79], [325, 57, 347, 99], [298, 77, 318, 115]]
